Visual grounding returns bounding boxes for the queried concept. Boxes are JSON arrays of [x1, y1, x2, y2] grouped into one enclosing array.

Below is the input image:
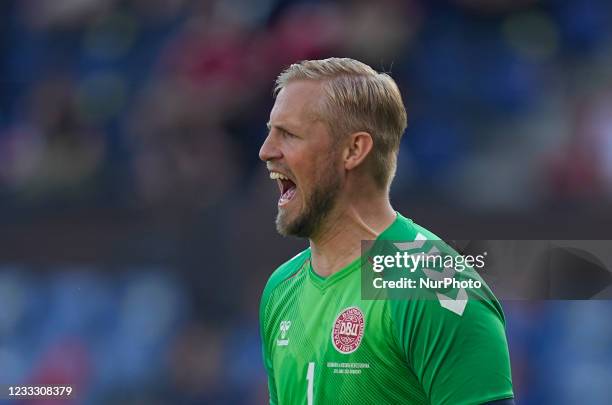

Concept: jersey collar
[[306, 212, 414, 290]]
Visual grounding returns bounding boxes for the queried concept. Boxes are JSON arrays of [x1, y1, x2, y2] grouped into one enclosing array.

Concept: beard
[[276, 167, 341, 238]]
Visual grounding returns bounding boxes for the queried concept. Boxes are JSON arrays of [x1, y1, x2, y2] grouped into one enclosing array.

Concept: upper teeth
[[270, 172, 290, 181]]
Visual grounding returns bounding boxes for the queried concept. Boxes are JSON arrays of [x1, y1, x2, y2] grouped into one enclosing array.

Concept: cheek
[[293, 144, 341, 190], [309, 156, 341, 189], [316, 149, 342, 175]]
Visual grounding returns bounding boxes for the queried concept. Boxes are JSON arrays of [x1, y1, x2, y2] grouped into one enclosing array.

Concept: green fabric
[[260, 213, 513, 404]]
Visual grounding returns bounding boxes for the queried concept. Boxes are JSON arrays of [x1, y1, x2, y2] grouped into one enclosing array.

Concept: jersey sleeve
[[259, 249, 310, 405], [260, 280, 279, 405], [389, 292, 514, 405], [264, 352, 278, 405]]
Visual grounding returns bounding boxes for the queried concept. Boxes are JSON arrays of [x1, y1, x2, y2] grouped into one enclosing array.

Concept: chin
[[275, 210, 295, 236], [276, 209, 309, 238]]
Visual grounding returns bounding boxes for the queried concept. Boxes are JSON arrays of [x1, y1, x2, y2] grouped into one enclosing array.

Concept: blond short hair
[[275, 57, 407, 190]]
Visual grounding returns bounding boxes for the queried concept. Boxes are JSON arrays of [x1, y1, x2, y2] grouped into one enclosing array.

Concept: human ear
[[343, 132, 373, 171]]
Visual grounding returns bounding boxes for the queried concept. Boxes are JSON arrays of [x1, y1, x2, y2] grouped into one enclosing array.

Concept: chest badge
[[277, 320, 291, 346], [331, 306, 365, 354]]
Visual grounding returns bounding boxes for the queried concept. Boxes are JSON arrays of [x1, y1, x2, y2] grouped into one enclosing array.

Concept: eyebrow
[[266, 121, 294, 134]]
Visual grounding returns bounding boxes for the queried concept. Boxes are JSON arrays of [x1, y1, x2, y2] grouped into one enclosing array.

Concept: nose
[[259, 132, 282, 162]]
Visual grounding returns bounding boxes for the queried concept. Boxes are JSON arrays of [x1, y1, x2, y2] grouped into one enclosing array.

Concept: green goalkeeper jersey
[[260, 213, 513, 405]]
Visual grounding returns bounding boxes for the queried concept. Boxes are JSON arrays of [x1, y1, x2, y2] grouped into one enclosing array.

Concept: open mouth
[[270, 172, 297, 206]]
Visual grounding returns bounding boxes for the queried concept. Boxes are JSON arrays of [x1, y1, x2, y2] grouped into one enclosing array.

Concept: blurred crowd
[[0, 0, 612, 404], [0, 267, 267, 404], [1, 0, 612, 216]]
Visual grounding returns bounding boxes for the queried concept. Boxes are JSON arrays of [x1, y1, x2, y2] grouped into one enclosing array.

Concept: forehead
[[269, 80, 326, 128]]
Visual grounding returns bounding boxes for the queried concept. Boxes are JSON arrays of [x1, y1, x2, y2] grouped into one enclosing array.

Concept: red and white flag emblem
[[331, 306, 365, 354]]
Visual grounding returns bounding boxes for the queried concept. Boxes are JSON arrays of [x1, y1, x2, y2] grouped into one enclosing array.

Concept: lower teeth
[[282, 187, 296, 201]]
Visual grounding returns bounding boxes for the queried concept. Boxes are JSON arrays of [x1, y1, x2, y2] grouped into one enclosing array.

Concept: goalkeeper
[[259, 57, 514, 405]]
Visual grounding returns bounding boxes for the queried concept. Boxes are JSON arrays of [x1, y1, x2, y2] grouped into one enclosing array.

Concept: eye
[[266, 125, 298, 139], [281, 129, 297, 138]]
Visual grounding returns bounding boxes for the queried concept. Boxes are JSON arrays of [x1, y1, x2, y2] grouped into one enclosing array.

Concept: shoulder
[[381, 212, 446, 244], [260, 248, 311, 315], [392, 213, 460, 256], [385, 214, 505, 320]]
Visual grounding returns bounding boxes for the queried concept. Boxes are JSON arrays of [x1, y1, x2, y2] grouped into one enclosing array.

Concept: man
[[259, 58, 514, 405]]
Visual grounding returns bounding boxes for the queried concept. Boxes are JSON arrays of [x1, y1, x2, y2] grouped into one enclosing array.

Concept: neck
[[309, 196, 396, 277]]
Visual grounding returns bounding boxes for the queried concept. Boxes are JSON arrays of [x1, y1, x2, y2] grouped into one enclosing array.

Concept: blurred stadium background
[[1, 0, 612, 403]]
